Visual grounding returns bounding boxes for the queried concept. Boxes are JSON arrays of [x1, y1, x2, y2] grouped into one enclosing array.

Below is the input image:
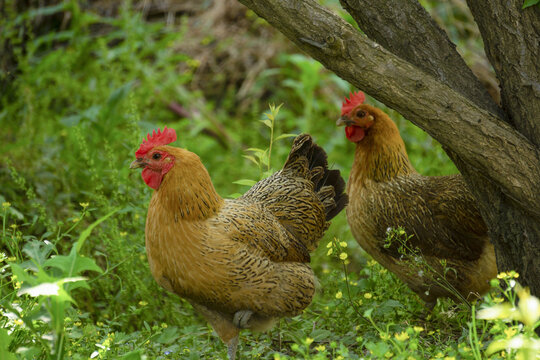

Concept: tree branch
[[237, 0, 540, 214], [466, 0, 540, 147], [339, 0, 503, 119]]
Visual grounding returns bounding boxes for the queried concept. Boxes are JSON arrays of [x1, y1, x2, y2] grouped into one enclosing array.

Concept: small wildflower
[[386, 227, 392, 234], [339, 241, 347, 248], [134, 214, 140, 220], [79, 202, 89, 209], [74, 322, 82, 326], [384, 352, 394, 358], [336, 356, 344, 360], [305, 337, 314, 346], [364, 293, 373, 299], [96, 321, 104, 327], [444, 357, 456, 360], [315, 345, 326, 352], [379, 268, 387, 274], [413, 326, 424, 333], [10, 224, 17, 229], [72, 218, 79, 223], [322, 268, 330, 274], [2, 202, 11, 209], [367, 259, 377, 267], [497, 272, 508, 279], [161, 323, 168, 328], [327, 248, 333, 256], [344, 259, 350, 265], [339, 252, 348, 260], [398, 229, 405, 235], [516, 286, 540, 327], [504, 327, 517, 338], [358, 299, 363, 306], [138, 301, 148, 306], [335, 291, 343, 299], [394, 332, 409, 341], [119, 232, 127, 237], [7, 257, 16, 262], [379, 333, 390, 341], [326, 242, 333, 248], [418, 270, 424, 277], [509, 279, 516, 288]]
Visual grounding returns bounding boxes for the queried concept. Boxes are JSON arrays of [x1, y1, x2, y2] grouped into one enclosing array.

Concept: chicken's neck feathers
[[350, 128, 416, 185], [154, 155, 224, 221]]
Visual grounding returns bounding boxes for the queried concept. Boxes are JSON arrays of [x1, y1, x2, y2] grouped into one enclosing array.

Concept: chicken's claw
[[233, 310, 254, 329]]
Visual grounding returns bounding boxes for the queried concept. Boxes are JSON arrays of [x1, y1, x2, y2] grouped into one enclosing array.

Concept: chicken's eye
[[356, 110, 366, 118], [152, 153, 162, 160]]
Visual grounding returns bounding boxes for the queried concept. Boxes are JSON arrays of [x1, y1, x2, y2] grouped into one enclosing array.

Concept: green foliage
[[1, 1, 537, 359], [522, 0, 540, 8]]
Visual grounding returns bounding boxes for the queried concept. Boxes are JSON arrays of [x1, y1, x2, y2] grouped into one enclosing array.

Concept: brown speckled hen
[[337, 91, 497, 307], [130, 128, 347, 359]]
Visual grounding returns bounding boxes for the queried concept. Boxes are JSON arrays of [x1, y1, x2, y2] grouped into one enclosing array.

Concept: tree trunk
[[236, 0, 540, 295]]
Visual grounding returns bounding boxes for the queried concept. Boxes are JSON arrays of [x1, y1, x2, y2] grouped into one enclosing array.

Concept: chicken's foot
[[233, 310, 253, 329]]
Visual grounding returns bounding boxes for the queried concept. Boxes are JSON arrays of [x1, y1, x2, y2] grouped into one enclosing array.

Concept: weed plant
[[1, 2, 538, 359]]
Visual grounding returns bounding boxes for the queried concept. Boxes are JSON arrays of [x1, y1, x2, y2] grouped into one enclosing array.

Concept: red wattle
[[345, 126, 366, 142], [142, 168, 163, 190]]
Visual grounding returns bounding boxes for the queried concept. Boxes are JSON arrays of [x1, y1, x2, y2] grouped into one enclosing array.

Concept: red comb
[[341, 91, 366, 115], [135, 127, 177, 157]]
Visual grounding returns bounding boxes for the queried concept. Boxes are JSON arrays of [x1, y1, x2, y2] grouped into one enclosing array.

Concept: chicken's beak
[[336, 115, 355, 127], [130, 158, 146, 169]]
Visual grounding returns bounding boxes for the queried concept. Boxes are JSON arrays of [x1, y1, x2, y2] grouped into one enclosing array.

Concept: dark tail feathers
[[284, 134, 348, 221]]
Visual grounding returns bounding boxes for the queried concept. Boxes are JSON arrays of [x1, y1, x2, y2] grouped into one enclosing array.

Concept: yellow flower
[[339, 241, 348, 248], [327, 248, 333, 256], [367, 259, 377, 267], [2, 202, 11, 209], [504, 327, 517, 338], [119, 232, 127, 237], [364, 293, 373, 299], [315, 345, 326, 352], [79, 202, 89, 208], [379, 333, 390, 341], [138, 301, 148, 306], [322, 268, 330, 274], [72, 218, 79, 223], [336, 356, 344, 360], [385, 352, 394, 358], [497, 272, 508, 279], [394, 332, 409, 341], [161, 323, 168, 328], [305, 337, 314, 345], [413, 326, 424, 333], [96, 321, 104, 327], [10, 224, 17, 229], [335, 291, 343, 299], [326, 242, 333, 248], [516, 286, 540, 327], [444, 357, 456, 360], [339, 252, 348, 260]]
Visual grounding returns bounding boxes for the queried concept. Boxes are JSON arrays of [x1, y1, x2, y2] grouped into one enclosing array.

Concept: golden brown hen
[[337, 91, 497, 307], [130, 128, 347, 359]]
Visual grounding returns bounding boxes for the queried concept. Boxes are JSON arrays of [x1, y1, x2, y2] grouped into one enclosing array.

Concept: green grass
[[1, 2, 538, 359]]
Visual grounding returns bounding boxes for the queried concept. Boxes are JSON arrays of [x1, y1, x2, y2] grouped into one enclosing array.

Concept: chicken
[[337, 91, 497, 307], [130, 128, 347, 359]]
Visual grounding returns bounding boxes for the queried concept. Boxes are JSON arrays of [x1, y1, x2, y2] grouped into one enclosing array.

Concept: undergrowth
[[1, 1, 538, 359]]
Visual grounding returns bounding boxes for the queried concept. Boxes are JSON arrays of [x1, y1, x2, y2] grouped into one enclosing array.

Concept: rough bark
[[339, 0, 503, 118], [236, 0, 540, 295], [467, 0, 540, 147]]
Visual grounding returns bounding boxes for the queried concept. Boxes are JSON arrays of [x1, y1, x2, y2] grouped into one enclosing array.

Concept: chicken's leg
[[227, 336, 239, 360]]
